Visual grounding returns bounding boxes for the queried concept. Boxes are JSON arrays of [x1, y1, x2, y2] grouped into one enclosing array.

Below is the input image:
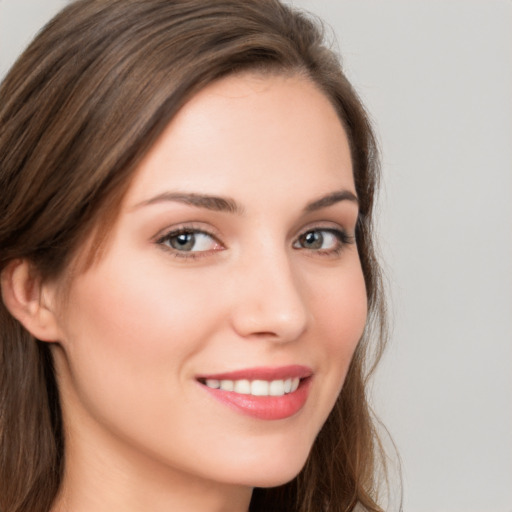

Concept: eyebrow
[[134, 192, 243, 214], [133, 189, 358, 214], [303, 190, 359, 212]]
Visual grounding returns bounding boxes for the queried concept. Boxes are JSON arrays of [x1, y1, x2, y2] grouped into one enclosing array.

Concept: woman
[[0, 1, 387, 511]]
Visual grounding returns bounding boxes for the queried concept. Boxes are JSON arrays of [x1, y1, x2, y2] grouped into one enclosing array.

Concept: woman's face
[[50, 73, 367, 495]]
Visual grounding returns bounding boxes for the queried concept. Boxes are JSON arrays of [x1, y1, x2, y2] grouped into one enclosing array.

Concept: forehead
[[124, 72, 354, 207]]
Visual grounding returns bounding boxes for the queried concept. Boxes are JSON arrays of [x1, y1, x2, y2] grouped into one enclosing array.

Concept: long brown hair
[[0, 1, 387, 511]]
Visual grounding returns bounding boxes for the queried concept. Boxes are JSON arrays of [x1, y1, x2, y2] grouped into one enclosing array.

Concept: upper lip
[[196, 365, 313, 382]]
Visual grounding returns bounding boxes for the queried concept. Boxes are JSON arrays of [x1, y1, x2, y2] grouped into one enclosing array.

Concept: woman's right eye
[[157, 229, 223, 256]]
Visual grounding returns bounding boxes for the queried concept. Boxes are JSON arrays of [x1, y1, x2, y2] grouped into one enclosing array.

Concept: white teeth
[[251, 380, 269, 396], [205, 379, 220, 389], [269, 379, 285, 396], [203, 377, 302, 396], [234, 379, 251, 394], [220, 380, 234, 391]]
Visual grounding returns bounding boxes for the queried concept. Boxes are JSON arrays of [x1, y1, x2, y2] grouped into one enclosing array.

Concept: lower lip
[[199, 378, 312, 420]]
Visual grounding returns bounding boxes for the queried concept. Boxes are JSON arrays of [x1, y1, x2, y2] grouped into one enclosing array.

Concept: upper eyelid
[[294, 226, 351, 241], [154, 223, 222, 243], [295, 220, 354, 236]]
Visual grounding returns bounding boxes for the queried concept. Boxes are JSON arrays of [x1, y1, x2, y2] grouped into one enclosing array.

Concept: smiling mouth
[[198, 377, 302, 397], [196, 367, 313, 420]]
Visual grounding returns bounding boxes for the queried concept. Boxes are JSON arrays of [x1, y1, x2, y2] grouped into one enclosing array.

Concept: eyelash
[[156, 226, 354, 259], [292, 227, 355, 256]]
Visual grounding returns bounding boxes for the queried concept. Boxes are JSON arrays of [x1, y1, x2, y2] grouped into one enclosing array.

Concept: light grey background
[[1, 1, 511, 511]]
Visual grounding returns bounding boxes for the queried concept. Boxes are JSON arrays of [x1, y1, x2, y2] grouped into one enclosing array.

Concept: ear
[[1, 259, 61, 342]]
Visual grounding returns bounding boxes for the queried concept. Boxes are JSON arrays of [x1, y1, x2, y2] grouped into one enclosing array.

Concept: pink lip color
[[197, 365, 313, 421]]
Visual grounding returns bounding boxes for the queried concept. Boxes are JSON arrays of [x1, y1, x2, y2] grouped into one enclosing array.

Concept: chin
[[249, 469, 304, 489], [228, 447, 312, 489]]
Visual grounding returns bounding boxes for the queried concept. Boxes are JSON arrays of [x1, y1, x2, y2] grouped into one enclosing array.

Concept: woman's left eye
[[293, 228, 353, 254], [157, 229, 222, 254]]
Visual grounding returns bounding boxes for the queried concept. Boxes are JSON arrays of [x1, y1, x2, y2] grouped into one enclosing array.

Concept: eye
[[157, 229, 222, 254], [293, 228, 353, 254]]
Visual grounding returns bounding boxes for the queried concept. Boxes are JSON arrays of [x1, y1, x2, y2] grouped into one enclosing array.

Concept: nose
[[229, 249, 309, 342]]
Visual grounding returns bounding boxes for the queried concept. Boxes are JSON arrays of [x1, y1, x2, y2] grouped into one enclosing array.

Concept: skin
[[41, 73, 368, 512]]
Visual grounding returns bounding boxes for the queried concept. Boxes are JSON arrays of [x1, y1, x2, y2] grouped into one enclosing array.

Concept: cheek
[[54, 261, 237, 476], [58, 276, 162, 425], [66, 255, 219, 352], [56, 260, 218, 419], [316, 261, 368, 356], [301, 258, 368, 429]]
